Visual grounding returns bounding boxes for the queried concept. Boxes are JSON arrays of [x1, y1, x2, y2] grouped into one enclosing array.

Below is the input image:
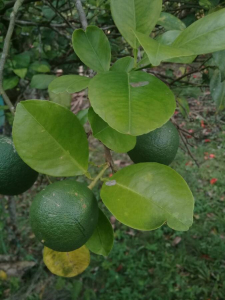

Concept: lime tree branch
[[0, 0, 25, 115], [75, 0, 88, 30], [88, 163, 110, 190]]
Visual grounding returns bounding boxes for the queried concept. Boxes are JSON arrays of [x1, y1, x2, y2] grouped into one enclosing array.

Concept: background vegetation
[[0, 0, 225, 299]]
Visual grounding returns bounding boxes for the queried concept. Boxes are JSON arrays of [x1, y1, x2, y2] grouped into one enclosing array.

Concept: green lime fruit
[[0, 136, 38, 195], [30, 180, 99, 252], [128, 121, 179, 165]]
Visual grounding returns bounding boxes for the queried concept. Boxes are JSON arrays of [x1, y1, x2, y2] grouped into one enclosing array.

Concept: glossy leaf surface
[[101, 163, 194, 231], [13, 100, 89, 176], [111, 0, 162, 48], [72, 26, 111, 73], [48, 75, 91, 94], [43, 246, 90, 277], [89, 71, 175, 136], [88, 107, 136, 153], [86, 209, 114, 256]]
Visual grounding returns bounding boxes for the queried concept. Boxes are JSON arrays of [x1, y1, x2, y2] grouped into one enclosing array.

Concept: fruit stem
[[88, 163, 110, 190]]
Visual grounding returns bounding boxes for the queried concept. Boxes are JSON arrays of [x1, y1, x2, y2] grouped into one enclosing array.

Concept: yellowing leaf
[[0, 270, 7, 281], [43, 246, 90, 277]]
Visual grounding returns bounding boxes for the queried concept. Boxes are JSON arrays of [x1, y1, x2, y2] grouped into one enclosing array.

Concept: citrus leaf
[[101, 163, 194, 231], [48, 75, 91, 94], [72, 26, 111, 73], [30, 75, 56, 90], [111, 57, 134, 72], [212, 50, 225, 81], [86, 209, 114, 256], [88, 107, 136, 153], [157, 12, 186, 31], [43, 246, 90, 277], [13, 68, 27, 79], [3, 76, 19, 90], [88, 71, 176, 136], [111, 0, 162, 49], [177, 97, 190, 117], [172, 8, 225, 55], [30, 61, 50, 73], [77, 108, 89, 126], [210, 69, 225, 111], [12, 100, 89, 176], [134, 31, 194, 66], [49, 90, 71, 108], [156, 30, 196, 64]]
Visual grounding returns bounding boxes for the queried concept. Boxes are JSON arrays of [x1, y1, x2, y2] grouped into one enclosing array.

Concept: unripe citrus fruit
[[0, 136, 38, 195], [128, 121, 179, 165], [30, 180, 99, 252]]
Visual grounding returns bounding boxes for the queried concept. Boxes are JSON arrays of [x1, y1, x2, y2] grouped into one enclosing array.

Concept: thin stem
[[0, 0, 25, 114], [75, 0, 88, 30], [88, 164, 110, 190]]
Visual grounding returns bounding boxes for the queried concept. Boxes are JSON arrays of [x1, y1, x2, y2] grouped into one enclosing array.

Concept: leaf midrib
[[21, 103, 86, 173], [115, 181, 190, 228]]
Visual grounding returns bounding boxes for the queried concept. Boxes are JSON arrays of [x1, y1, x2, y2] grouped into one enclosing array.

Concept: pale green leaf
[[156, 30, 197, 64], [111, 0, 162, 48], [89, 71, 176, 136], [30, 75, 56, 90], [49, 90, 71, 108], [101, 163, 194, 231], [88, 107, 136, 153], [12, 100, 89, 176], [157, 12, 186, 31], [212, 50, 225, 81], [111, 57, 134, 72], [172, 8, 225, 54], [134, 31, 194, 66], [13, 68, 27, 79], [43, 246, 90, 277], [72, 26, 111, 72], [48, 75, 91, 94], [86, 209, 114, 256], [210, 69, 225, 111]]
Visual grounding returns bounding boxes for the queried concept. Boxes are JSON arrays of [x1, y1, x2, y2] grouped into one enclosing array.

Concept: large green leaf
[[134, 31, 194, 66], [157, 12, 186, 31], [86, 209, 114, 256], [156, 30, 197, 64], [88, 107, 136, 153], [172, 8, 225, 54], [111, 57, 134, 72], [30, 75, 56, 90], [72, 26, 111, 73], [48, 75, 91, 94], [101, 163, 194, 231], [12, 100, 89, 176], [212, 50, 225, 81], [111, 0, 162, 49], [210, 69, 225, 111], [89, 71, 175, 136]]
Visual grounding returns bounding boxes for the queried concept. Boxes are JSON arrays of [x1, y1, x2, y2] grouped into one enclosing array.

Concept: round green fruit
[[128, 121, 179, 165], [0, 136, 38, 195], [30, 180, 99, 252]]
